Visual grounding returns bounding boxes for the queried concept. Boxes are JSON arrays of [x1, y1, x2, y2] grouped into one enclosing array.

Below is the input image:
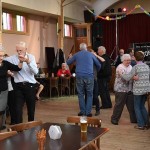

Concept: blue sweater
[[67, 50, 101, 77]]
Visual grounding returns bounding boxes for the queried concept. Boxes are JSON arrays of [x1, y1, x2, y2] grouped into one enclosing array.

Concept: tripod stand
[[110, 14, 119, 64]]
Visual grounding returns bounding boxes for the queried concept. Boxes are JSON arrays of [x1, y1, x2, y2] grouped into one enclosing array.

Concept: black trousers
[[8, 90, 16, 124], [98, 77, 112, 108], [14, 82, 36, 124], [93, 79, 100, 111], [111, 92, 137, 123]]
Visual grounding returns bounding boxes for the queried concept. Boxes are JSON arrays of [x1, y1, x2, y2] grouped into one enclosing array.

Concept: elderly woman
[[0, 49, 23, 130], [57, 63, 71, 77], [111, 54, 137, 125], [121, 51, 149, 130]]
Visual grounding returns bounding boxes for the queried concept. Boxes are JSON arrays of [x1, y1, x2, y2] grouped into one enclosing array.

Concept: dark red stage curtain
[[101, 13, 150, 59]]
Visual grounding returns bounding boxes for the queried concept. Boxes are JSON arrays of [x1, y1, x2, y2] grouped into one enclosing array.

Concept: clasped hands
[[118, 70, 139, 81], [18, 55, 30, 64]]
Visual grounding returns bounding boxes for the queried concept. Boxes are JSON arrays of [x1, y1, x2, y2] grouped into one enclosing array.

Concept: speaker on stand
[[92, 21, 103, 51], [45, 47, 55, 76], [84, 10, 95, 23]]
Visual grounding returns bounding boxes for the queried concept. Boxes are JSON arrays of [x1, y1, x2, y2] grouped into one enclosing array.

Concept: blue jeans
[[134, 95, 149, 127], [76, 77, 94, 115]]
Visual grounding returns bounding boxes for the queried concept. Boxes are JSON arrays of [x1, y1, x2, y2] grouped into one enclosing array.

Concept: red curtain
[[101, 13, 150, 59]]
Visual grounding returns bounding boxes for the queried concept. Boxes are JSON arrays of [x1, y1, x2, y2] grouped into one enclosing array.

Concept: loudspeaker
[[92, 21, 103, 51], [84, 10, 95, 23], [45, 47, 55, 75]]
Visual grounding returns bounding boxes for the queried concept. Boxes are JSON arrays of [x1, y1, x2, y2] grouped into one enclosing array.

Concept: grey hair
[[80, 43, 87, 50], [16, 41, 26, 48], [121, 54, 131, 62], [98, 46, 106, 54], [62, 63, 66, 66]]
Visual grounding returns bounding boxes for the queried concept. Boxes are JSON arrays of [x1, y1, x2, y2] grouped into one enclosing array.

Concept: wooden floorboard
[[6, 93, 150, 150]]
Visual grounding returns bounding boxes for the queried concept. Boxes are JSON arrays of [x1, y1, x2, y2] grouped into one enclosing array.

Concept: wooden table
[[0, 123, 109, 150]]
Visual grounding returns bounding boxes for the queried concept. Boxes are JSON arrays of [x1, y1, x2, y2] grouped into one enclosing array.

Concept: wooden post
[[0, 0, 2, 46], [58, 0, 65, 50]]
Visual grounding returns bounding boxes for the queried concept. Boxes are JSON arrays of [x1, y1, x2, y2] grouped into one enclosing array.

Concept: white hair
[[80, 43, 87, 50], [98, 46, 106, 54], [121, 54, 131, 62], [16, 41, 26, 48]]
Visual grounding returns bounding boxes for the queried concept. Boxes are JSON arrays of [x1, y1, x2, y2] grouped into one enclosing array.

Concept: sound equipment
[[132, 42, 150, 66], [45, 47, 55, 75], [92, 21, 103, 51], [84, 10, 95, 23]]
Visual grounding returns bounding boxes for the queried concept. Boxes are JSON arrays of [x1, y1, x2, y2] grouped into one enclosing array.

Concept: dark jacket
[[97, 54, 112, 78], [114, 55, 122, 68], [0, 60, 21, 91]]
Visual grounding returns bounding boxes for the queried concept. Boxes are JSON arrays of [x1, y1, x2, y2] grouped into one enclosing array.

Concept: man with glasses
[[5, 41, 38, 124]]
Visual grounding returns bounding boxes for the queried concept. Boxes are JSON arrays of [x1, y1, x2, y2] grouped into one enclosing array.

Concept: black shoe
[[131, 121, 137, 123], [78, 112, 84, 116], [9, 123, 16, 125], [0, 126, 6, 130], [87, 113, 92, 117], [111, 120, 118, 125], [100, 106, 112, 109], [95, 111, 100, 116]]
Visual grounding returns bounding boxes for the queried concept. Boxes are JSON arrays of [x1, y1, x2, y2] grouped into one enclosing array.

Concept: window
[[64, 24, 72, 37], [16, 15, 27, 32], [2, 12, 13, 30], [2, 9, 29, 34]]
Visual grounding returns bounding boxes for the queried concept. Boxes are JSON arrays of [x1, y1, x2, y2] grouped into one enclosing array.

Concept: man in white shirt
[[5, 41, 38, 123]]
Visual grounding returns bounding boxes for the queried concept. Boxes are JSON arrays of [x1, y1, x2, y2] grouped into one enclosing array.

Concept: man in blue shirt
[[67, 43, 101, 117]]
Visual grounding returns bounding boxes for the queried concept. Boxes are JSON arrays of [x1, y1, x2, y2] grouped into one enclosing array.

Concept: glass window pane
[[16, 15, 26, 32], [2, 12, 12, 30], [64, 24, 72, 37]]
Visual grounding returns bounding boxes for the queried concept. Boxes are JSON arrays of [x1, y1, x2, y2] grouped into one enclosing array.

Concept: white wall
[[3, 15, 41, 62], [92, 0, 119, 15], [2, 0, 85, 22], [2, 14, 74, 68]]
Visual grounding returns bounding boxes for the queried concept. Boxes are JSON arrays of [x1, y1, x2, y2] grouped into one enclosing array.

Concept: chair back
[[67, 116, 101, 127], [147, 92, 150, 116], [60, 77, 70, 96], [0, 131, 17, 141], [8, 121, 43, 132], [67, 116, 101, 150], [50, 77, 59, 97], [50, 77, 59, 88]]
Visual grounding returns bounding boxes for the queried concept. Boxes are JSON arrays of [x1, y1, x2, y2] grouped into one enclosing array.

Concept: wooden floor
[[6, 93, 150, 150]]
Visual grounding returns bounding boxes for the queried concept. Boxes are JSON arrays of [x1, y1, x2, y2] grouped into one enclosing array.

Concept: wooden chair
[[8, 121, 43, 132], [50, 77, 59, 97], [60, 77, 70, 96], [67, 116, 101, 127], [67, 116, 101, 150], [147, 92, 150, 116], [0, 131, 17, 141], [70, 76, 76, 95]]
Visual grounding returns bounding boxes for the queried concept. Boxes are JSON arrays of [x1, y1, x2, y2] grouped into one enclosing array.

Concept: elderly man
[[67, 43, 101, 117], [5, 41, 38, 124], [114, 49, 124, 68], [97, 46, 112, 109]]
